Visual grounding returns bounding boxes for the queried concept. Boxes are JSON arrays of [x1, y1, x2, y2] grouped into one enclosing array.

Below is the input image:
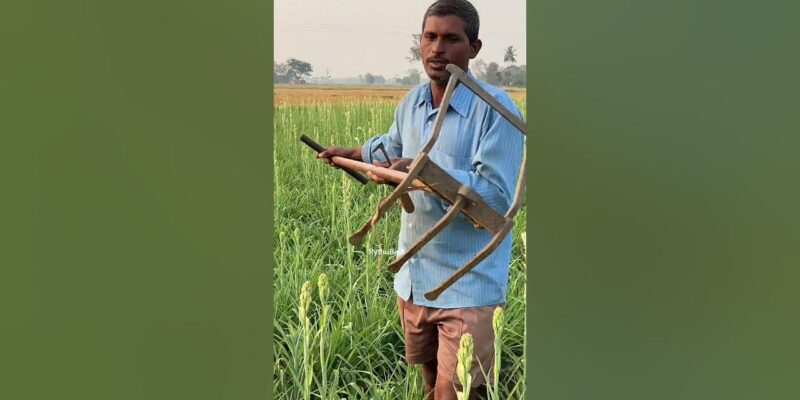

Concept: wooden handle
[[299, 135, 370, 185], [331, 157, 429, 191]]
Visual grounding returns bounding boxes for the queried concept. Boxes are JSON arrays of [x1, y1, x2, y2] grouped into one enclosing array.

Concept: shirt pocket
[[433, 117, 474, 159], [429, 148, 473, 172], [428, 149, 474, 216]]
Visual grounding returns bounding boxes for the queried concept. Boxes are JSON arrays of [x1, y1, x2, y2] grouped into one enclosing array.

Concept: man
[[318, 1, 523, 399]]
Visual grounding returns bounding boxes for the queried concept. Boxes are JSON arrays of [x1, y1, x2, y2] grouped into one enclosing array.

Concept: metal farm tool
[[301, 64, 526, 300]]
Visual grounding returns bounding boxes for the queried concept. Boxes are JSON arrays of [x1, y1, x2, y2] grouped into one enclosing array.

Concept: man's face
[[421, 15, 481, 86]]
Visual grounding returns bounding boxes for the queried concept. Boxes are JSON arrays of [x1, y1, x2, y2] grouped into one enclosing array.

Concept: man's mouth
[[428, 59, 448, 69]]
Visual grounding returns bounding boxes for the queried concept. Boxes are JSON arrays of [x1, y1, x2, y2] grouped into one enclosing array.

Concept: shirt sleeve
[[361, 94, 409, 164], [440, 98, 525, 215]]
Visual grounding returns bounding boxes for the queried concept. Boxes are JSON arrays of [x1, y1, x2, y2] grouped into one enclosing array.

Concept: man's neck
[[430, 82, 446, 109]]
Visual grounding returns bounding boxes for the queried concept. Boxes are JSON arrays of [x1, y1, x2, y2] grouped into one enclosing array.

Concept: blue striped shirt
[[361, 71, 524, 308]]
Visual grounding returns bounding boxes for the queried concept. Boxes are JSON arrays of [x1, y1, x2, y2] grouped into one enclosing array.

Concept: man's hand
[[317, 147, 361, 169], [368, 158, 413, 184]]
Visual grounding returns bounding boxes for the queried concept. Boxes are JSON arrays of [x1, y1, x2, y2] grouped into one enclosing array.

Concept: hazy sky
[[275, 0, 526, 79]]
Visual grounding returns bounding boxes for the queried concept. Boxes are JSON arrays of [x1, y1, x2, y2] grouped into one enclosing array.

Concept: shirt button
[[408, 222, 413, 228], [427, 121, 432, 126]]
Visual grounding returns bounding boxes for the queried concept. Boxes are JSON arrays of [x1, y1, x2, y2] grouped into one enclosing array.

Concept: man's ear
[[469, 39, 482, 59]]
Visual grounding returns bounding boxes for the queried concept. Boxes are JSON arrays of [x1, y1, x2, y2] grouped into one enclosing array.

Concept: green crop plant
[[317, 273, 330, 399], [298, 281, 313, 400], [492, 307, 506, 400], [456, 333, 474, 400]]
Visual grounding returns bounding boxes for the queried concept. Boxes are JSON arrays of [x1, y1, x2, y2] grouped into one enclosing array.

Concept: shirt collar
[[416, 68, 476, 118]]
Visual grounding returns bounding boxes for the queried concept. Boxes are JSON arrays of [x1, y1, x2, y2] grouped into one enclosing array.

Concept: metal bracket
[[371, 142, 393, 167]]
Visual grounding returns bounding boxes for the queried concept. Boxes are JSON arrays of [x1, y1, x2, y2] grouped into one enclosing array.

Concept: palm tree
[[504, 46, 517, 65]]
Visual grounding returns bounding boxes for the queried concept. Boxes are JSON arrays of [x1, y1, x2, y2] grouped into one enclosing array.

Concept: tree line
[[274, 58, 313, 84], [406, 35, 525, 87], [275, 36, 525, 87]]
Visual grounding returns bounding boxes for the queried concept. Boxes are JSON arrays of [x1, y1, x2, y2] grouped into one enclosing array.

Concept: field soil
[[275, 84, 526, 105]]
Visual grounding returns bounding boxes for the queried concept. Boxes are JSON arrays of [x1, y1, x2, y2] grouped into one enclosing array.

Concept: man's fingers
[[317, 153, 342, 169], [317, 147, 341, 158], [388, 159, 412, 172], [367, 171, 385, 184]]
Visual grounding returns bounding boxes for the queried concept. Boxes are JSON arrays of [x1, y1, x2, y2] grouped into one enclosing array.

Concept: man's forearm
[[346, 147, 363, 161]]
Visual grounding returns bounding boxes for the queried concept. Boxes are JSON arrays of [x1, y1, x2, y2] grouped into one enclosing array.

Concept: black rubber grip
[[299, 135, 369, 185]]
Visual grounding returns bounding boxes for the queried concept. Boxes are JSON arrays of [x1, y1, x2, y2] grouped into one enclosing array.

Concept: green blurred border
[[1, 1, 276, 398], [525, 1, 534, 398], [265, 0, 276, 395], [526, 0, 799, 399]]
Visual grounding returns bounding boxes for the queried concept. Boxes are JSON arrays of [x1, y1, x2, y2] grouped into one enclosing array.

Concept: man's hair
[[422, 0, 480, 44]]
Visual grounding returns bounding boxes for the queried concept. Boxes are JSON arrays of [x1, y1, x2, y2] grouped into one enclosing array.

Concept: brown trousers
[[396, 296, 502, 391]]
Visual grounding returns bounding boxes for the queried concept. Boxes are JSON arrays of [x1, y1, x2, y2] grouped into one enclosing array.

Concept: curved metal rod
[[349, 191, 401, 245], [504, 143, 526, 218], [387, 194, 467, 273], [419, 76, 459, 154], [445, 65, 527, 135], [424, 220, 514, 301]]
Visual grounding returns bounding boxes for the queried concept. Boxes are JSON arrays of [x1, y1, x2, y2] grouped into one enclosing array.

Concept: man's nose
[[432, 38, 446, 52]]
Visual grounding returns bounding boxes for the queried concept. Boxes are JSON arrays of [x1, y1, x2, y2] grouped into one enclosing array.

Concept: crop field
[[275, 85, 526, 105], [273, 86, 527, 399]]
